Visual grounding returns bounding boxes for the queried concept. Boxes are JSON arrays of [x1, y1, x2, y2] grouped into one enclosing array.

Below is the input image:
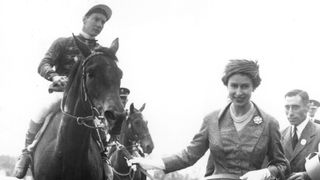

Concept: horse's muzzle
[[104, 110, 126, 121]]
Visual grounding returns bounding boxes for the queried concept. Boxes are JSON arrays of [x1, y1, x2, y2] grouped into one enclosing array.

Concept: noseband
[[126, 115, 150, 151]]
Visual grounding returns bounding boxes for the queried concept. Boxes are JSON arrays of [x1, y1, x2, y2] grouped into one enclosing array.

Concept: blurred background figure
[[120, 87, 130, 109], [308, 99, 320, 124]]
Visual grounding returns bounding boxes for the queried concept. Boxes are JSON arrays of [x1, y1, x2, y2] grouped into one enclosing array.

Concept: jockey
[[13, 4, 120, 179]]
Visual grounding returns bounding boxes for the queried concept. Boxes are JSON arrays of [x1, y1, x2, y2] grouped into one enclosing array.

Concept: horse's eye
[[134, 121, 141, 127], [87, 72, 95, 79]]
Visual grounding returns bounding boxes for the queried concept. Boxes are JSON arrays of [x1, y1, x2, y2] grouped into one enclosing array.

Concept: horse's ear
[[139, 103, 146, 112], [72, 33, 91, 58], [129, 103, 134, 114], [110, 38, 119, 55]]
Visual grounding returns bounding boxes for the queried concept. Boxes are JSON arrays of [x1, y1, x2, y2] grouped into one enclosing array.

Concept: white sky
[[1, 0, 320, 177]]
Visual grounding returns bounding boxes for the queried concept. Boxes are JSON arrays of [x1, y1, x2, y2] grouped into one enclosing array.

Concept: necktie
[[292, 126, 298, 150]]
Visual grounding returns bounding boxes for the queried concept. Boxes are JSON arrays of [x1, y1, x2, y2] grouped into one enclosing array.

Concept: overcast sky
[[1, 0, 320, 177]]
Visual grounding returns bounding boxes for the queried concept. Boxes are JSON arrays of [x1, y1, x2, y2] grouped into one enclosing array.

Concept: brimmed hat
[[120, 87, 130, 97], [85, 4, 112, 21]]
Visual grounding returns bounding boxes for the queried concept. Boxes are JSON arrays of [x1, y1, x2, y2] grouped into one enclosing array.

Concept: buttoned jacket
[[162, 102, 289, 179], [281, 120, 320, 173], [38, 34, 99, 81]]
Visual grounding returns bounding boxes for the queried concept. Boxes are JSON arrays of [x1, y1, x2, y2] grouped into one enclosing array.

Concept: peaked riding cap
[[309, 99, 320, 108], [85, 4, 112, 21], [120, 88, 130, 97]]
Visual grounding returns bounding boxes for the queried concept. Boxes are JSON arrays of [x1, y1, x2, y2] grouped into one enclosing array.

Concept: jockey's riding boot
[[13, 132, 36, 179], [14, 121, 42, 179]]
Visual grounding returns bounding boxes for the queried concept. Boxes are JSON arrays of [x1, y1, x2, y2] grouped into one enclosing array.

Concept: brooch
[[301, 139, 307, 146], [253, 116, 263, 125]]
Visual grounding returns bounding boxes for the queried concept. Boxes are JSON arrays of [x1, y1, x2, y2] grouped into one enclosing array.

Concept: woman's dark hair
[[222, 59, 261, 90]]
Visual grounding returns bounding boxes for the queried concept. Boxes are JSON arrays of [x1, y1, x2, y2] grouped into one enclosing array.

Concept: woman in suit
[[130, 59, 290, 180]]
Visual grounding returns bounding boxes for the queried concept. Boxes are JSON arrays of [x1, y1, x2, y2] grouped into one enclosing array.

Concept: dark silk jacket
[[162, 102, 290, 179], [38, 34, 99, 81]]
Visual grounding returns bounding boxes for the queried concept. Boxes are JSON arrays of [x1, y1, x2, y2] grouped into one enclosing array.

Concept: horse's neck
[[55, 101, 97, 179], [58, 92, 93, 156]]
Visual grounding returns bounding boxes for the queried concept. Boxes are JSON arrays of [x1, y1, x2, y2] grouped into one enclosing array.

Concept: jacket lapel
[[282, 127, 294, 161], [217, 102, 266, 153], [239, 103, 265, 153], [213, 102, 232, 147], [291, 121, 316, 162]]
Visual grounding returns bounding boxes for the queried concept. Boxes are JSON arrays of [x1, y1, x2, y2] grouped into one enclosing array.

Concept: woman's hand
[[128, 156, 165, 171], [287, 172, 309, 180], [240, 168, 271, 180]]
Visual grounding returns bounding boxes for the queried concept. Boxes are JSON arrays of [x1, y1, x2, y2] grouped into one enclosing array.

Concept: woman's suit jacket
[[162, 102, 289, 179]]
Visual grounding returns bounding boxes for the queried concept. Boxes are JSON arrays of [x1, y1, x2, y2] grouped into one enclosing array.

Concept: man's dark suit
[[281, 120, 320, 173]]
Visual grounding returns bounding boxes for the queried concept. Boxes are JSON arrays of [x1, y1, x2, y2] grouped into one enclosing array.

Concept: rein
[[60, 52, 107, 129], [111, 116, 154, 180], [59, 52, 109, 152], [111, 142, 154, 180]]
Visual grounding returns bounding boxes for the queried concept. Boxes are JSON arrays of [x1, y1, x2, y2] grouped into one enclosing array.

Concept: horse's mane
[[64, 59, 83, 94]]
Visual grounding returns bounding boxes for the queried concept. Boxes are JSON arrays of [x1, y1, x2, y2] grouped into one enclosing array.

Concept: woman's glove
[[128, 156, 165, 170], [240, 168, 272, 180], [287, 172, 310, 180]]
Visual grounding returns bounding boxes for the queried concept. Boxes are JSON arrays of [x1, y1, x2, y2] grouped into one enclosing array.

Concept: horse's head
[[66, 34, 126, 129], [123, 103, 154, 154]]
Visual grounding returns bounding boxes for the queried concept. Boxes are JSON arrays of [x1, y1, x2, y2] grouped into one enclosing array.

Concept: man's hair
[[285, 89, 309, 105]]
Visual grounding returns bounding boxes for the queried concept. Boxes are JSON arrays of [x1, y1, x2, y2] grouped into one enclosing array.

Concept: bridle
[[60, 52, 106, 126], [112, 113, 154, 180], [60, 52, 109, 150], [127, 116, 150, 153]]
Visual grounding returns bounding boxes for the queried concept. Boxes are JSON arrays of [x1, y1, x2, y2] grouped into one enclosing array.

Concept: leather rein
[[60, 52, 106, 129]]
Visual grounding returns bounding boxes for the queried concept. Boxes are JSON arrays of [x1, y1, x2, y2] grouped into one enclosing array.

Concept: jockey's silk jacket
[[37, 35, 124, 136], [38, 34, 99, 81], [162, 102, 290, 180]]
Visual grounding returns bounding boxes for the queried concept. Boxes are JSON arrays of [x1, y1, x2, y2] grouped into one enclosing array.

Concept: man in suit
[[120, 87, 130, 109], [308, 99, 320, 124], [282, 89, 320, 180]]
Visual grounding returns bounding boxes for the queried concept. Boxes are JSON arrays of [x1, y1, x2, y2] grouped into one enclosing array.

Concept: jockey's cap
[[120, 87, 130, 97], [309, 99, 320, 109], [85, 4, 112, 21]]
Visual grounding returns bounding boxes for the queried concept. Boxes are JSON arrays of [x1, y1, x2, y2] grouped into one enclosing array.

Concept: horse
[[31, 35, 125, 180], [111, 103, 154, 180]]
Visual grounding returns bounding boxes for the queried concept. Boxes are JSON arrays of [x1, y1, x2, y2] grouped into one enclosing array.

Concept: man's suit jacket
[[162, 102, 289, 179], [281, 120, 320, 173]]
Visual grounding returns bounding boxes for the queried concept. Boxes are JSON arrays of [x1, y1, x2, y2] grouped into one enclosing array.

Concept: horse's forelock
[[64, 59, 83, 93], [94, 47, 118, 62]]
